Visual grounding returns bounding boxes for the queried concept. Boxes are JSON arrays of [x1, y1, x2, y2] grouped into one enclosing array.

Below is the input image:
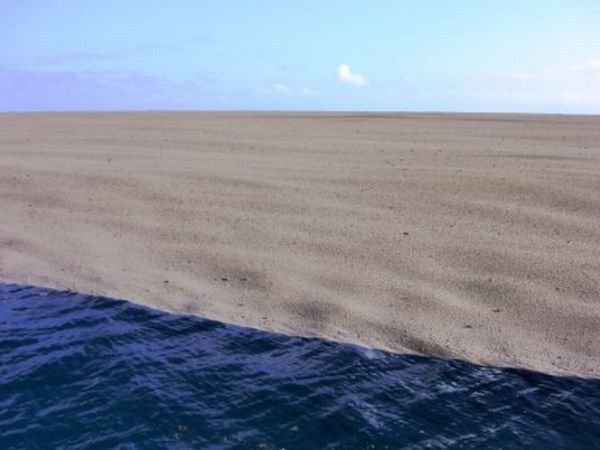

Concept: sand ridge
[[1, 112, 599, 377]]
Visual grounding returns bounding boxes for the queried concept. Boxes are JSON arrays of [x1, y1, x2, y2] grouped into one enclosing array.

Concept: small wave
[[1, 284, 599, 449]]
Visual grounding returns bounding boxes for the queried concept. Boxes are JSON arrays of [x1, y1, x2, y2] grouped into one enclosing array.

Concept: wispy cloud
[[567, 60, 600, 72], [301, 87, 317, 96], [42, 52, 124, 65], [0, 68, 218, 111], [256, 84, 317, 97], [41, 42, 186, 67], [337, 64, 367, 87], [272, 83, 290, 94], [461, 60, 600, 112]]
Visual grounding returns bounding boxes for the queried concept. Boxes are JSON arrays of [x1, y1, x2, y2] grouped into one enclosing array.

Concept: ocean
[[1, 283, 598, 449]]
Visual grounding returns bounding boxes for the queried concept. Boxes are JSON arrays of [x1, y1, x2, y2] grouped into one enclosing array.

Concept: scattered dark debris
[[492, 308, 501, 313]]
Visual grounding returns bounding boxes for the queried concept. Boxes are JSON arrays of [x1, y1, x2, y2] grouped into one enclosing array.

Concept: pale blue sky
[[1, 1, 599, 112]]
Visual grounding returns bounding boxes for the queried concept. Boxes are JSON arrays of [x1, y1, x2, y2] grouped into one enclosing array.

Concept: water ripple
[[0, 284, 598, 449]]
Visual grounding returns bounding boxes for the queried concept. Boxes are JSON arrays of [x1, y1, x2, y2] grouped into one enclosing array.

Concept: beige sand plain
[[1, 112, 599, 377]]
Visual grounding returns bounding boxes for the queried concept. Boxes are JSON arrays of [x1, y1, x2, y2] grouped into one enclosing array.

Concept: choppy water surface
[[0, 284, 599, 449]]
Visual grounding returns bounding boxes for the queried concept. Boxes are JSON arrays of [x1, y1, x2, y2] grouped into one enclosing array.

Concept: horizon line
[[1, 109, 599, 117]]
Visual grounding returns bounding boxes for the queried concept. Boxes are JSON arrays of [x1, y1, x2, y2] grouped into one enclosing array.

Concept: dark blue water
[[1, 284, 599, 449]]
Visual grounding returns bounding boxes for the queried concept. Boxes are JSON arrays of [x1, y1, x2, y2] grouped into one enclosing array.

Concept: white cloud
[[256, 84, 318, 97], [466, 60, 600, 112], [272, 83, 290, 94], [567, 60, 600, 72], [560, 60, 600, 106], [337, 64, 367, 87]]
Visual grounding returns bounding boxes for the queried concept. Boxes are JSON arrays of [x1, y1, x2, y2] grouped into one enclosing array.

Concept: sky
[[1, 1, 600, 113]]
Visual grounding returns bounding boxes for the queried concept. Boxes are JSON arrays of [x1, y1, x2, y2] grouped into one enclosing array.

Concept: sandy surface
[[1, 112, 599, 377]]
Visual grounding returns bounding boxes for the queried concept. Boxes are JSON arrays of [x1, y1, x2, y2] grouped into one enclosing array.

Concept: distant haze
[[1, 1, 599, 113]]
